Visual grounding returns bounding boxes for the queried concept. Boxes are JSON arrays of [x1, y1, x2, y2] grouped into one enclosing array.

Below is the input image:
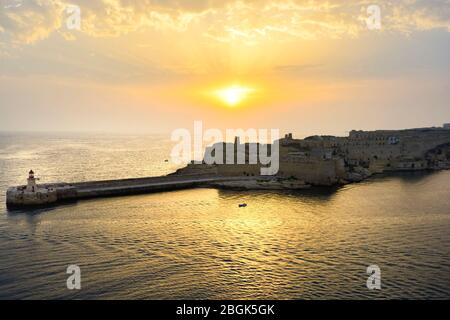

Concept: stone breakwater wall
[[6, 175, 270, 208]]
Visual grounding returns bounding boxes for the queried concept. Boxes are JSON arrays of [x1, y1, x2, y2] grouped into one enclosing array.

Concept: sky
[[0, 0, 449, 136]]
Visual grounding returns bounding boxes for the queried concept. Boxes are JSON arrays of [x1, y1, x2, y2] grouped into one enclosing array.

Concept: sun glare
[[214, 85, 256, 107]]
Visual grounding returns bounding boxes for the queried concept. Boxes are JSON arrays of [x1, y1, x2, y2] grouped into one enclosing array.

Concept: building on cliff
[[175, 124, 450, 186]]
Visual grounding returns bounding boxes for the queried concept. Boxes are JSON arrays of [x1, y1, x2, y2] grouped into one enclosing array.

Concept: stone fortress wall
[[344, 128, 450, 171], [278, 125, 450, 184], [178, 124, 450, 186]]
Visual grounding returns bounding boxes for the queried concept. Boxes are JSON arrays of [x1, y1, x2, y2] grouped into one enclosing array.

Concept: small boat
[[238, 203, 247, 208]]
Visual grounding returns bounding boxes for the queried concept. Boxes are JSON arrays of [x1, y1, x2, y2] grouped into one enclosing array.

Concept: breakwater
[[6, 174, 270, 208]]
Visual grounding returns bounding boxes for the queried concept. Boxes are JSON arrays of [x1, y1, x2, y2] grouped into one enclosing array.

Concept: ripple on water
[[1, 135, 450, 299]]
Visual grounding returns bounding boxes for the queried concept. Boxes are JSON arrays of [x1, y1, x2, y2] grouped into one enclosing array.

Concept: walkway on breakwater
[[72, 175, 257, 199]]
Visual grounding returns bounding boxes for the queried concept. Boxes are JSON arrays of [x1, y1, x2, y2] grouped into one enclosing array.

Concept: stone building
[[176, 124, 450, 186]]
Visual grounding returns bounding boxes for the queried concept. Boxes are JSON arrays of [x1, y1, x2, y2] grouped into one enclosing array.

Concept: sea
[[0, 132, 449, 299]]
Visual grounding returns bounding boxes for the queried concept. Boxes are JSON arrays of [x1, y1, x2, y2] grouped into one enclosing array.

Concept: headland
[[6, 124, 450, 208]]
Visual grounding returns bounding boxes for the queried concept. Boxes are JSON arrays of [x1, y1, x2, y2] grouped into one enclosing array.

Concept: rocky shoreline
[[206, 177, 311, 190]]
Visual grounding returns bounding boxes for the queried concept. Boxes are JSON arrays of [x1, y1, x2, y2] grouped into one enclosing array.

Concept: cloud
[[274, 63, 325, 74], [384, 0, 450, 33], [0, 0, 65, 44], [0, 0, 449, 47]]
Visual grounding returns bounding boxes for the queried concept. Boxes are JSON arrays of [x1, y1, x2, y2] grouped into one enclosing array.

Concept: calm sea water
[[0, 132, 449, 300]]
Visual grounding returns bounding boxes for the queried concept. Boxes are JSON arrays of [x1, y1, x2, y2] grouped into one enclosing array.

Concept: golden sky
[[0, 0, 449, 135]]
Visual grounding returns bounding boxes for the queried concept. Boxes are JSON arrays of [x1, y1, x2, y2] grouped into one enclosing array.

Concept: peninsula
[[6, 124, 450, 208]]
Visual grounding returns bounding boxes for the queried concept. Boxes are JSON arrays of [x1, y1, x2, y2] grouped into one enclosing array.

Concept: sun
[[213, 85, 256, 107]]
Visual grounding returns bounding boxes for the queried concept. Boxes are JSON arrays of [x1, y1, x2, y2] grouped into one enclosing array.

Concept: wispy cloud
[[0, 0, 449, 47]]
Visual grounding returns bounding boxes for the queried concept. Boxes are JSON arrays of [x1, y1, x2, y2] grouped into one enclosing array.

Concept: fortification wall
[[345, 129, 450, 167], [278, 159, 343, 186]]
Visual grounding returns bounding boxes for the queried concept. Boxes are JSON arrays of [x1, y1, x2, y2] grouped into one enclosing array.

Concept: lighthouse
[[26, 170, 37, 192], [6, 169, 58, 207]]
